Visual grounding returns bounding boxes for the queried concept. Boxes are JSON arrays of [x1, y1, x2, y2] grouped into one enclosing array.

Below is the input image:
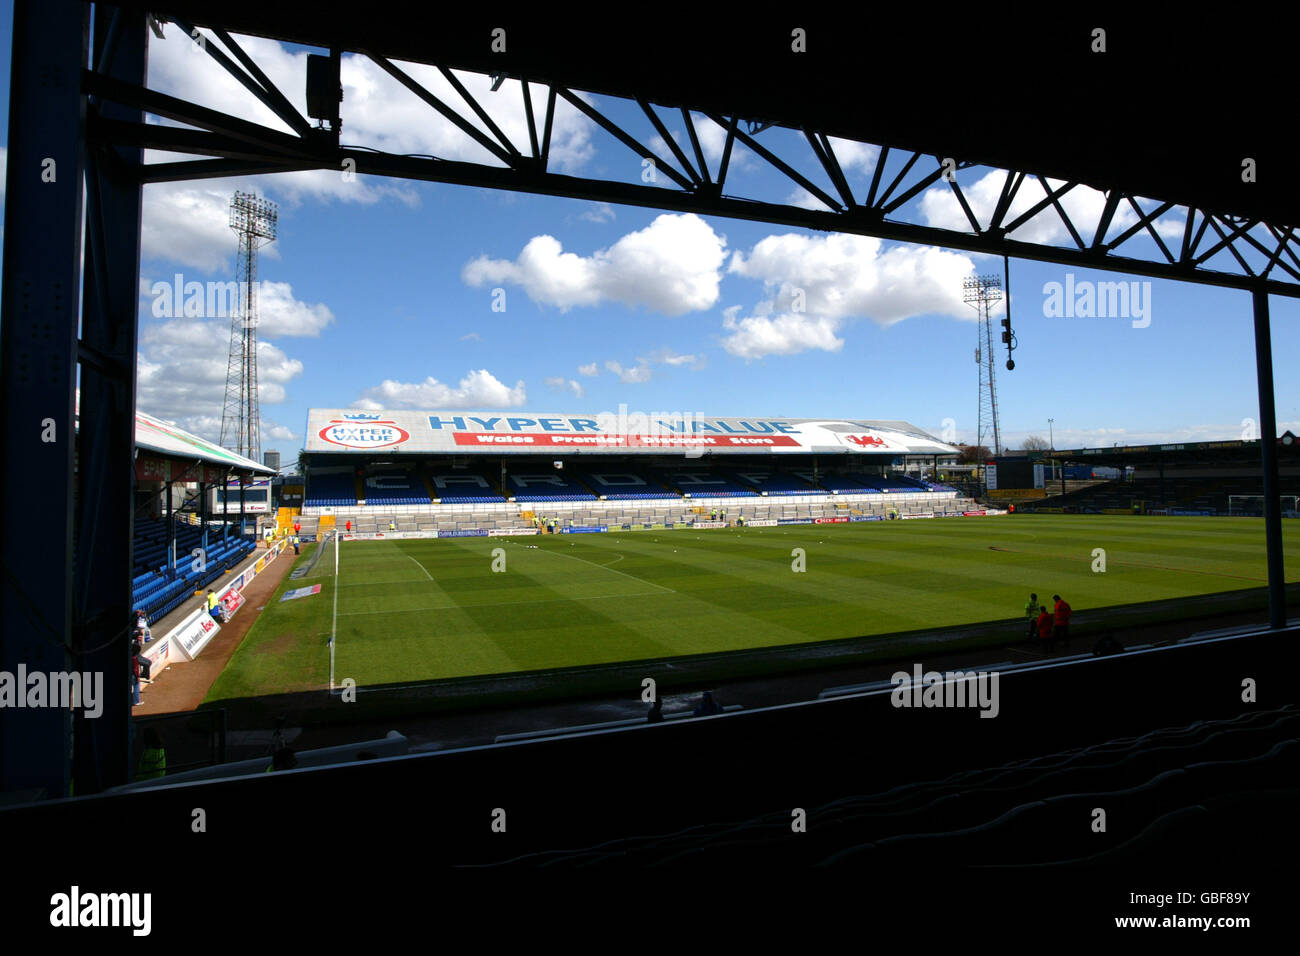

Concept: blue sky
[[3, 9, 1297, 463]]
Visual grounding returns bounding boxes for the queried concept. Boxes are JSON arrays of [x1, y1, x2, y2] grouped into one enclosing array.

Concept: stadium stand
[[729, 470, 824, 495], [504, 471, 597, 502], [656, 469, 761, 498], [579, 469, 678, 500], [130, 519, 256, 622], [428, 471, 505, 503], [361, 469, 431, 506], [472, 703, 1298, 867], [304, 471, 358, 507]]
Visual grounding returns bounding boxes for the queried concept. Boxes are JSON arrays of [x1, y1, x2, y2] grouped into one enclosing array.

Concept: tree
[[956, 443, 992, 464], [1021, 435, 1050, 451]]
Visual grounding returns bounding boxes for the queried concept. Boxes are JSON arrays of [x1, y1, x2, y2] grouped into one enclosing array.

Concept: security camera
[[1006, 359, 1015, 371]]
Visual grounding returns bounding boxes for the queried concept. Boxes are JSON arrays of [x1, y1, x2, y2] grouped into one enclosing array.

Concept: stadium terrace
[[295, 409, 970, 523]]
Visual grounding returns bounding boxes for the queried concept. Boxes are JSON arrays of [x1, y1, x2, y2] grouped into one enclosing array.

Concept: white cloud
[[577, 362, 599, 377], [605, 360, 652, 384], [730, 230, 976, 323], [352, 369, 526, 409], [135, 316, 304, 439], [138, 30, 599, 272], [721, 312, 845, 359], [579, 203, 615, 223], [544, 376, 585, 398], [255, 281, 335, 336], [919, 170, 1184, 244], [265, 423, 297, 441], [148, 29, 595, 173], [648, 349, 700, 367], [462, 213, 727, 315], [826, 137, 879, 175], [460, 332, 482, 341]]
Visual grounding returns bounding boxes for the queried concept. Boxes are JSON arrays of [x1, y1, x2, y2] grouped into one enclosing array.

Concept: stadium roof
[[304, 410, 959, 457], [135, 411, 274, 474], [1047, 436, 1299, 468]]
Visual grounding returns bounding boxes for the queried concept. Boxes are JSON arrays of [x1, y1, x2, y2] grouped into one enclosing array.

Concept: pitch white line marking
[[541, 547, 677, 593], [403, 551, 435, 581]]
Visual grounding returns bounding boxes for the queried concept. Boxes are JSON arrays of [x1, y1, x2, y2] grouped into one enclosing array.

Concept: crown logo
[[343, 413, 381, 421]]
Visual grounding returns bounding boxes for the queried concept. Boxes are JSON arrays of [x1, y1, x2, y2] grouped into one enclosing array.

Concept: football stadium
[[192, 411, 1298, 700], [3, 5, 1299, 933]]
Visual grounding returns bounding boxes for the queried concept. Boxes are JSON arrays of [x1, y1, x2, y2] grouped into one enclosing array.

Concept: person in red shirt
[[1036, 605, 1053, 644], [294, 520, 301, 535], [345, 520, 351, 534], [1052, 594, 1072, 646]]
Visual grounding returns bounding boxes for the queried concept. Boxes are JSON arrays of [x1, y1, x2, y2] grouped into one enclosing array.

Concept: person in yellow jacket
[[137, 728, 166, 780]]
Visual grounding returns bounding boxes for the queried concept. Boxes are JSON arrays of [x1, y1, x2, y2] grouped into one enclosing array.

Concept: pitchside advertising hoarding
[[304, 409, 958, 457]]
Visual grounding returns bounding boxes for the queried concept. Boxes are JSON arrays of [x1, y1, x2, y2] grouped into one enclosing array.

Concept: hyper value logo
[[319, 415, 410, 449]]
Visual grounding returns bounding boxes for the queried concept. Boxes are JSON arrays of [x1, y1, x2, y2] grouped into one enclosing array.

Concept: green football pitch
[[206, 515, 1298, 699]]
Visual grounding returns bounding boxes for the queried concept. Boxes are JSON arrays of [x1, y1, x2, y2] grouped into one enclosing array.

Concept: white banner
[[341, 530, 440, 541], [489, 528, 539, 536], [746, 519, 779, 527], [171, 610, 221, 661]]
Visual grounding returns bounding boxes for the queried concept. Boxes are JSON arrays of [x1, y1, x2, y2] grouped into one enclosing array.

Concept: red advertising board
[[813, 516, 849, 524], [135, 455, 169, 481]]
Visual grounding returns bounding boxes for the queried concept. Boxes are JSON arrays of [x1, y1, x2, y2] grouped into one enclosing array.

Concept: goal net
[[1228, 495, 1299, 517]]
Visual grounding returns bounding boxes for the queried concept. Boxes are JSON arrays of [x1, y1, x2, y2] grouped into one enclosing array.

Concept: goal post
[[329, 529, 339, 691]]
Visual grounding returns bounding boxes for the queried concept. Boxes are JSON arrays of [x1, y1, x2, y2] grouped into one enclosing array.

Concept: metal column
[[1252, 290, 1286, 628], [0, 1, 88, 798], [71, 6, 149, 794]]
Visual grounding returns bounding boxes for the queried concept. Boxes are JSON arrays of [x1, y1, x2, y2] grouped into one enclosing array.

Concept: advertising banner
[[440, 529, 488, 538], [304, 409, 959, 457], [562, 526, 608, 533], [488, 528, 539, 536], [901, 512, 935, 519], [280, 584, 322, 602], [141, 637, 170, 674], [172, 611, 220, 661], [219, 587, 245, 618], [814, 516, 849, 524], [962, 510, 988, 517], [778, 518, 814, 525], [746, 519, 779, 527]]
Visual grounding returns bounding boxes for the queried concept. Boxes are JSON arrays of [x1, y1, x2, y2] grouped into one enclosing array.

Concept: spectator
[[206, 588, 219, 619], [137, 728, 166, 780], [693, 691, 722, 717], [1036, 605, 1053, 644], [135, 608, 152, 644], [1052, 594, 1072, 646], [129, 646, 142, 706], [292, 534, 300, 555], [388, 520, 396, 532], [647, 698, 664, 723], [1023, 593, 1039, 639], [345, 520, 352, 534], [293, 520, 301, 535]]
